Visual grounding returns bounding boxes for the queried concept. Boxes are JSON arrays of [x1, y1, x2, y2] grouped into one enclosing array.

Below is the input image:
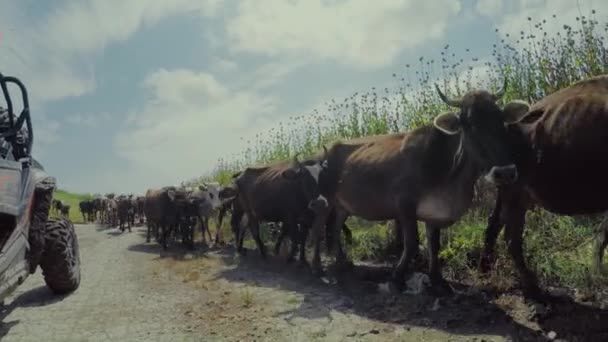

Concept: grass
[[191, 10, 608, 291], [50, 189, 92, 224], [240, 288, 254, 308]]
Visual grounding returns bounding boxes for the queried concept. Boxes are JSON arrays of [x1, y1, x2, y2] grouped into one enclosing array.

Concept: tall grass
[[193, 11, 608, 289]]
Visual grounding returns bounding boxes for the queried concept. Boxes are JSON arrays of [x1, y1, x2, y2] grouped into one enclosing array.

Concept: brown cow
[[307, 81, 524, 294], [476, 74, 608, 299], [231, 154, 332, 264]]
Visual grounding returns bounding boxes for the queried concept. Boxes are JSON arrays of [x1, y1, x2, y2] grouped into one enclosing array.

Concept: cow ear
[[433, 111, 461, 135], [167, 190, 176, 201], [282, 168, 301, 180], [503, 100, 535, 125]]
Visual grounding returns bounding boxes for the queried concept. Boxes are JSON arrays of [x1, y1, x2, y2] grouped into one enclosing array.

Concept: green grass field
[[50, 189, 93, 224]]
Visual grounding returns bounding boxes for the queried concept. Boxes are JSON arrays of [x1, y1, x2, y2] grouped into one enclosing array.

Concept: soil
[[1, 224, 607, 342]]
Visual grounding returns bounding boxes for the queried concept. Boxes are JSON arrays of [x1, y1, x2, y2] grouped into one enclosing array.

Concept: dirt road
[[0, 224, 606, 342]]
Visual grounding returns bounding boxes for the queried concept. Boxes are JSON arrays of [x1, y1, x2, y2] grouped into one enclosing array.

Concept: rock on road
[[0, 224, 543, 342]]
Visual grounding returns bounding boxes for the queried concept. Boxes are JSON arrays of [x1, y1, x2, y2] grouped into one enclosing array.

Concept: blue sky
[[0, 0, 602, 194]]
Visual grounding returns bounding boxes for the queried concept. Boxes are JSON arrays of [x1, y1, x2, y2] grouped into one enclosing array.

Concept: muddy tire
[[39, 217, 81, 294]]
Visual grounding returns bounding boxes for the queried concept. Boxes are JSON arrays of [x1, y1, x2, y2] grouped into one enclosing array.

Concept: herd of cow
[[69, 74, 608, 303], [75, 194, 146, 232]]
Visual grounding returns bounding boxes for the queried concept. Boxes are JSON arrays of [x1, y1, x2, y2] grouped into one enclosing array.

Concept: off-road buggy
[[0, 72, 80, 301]]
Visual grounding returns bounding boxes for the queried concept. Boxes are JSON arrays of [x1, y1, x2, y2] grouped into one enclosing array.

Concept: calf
[[60, 204, 70, 218], [79, 200, 94, 222], [308, 81, 523, 293], [230, 154, 331, 264]]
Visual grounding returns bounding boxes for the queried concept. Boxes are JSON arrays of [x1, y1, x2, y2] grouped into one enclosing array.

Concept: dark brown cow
[[476, 74, 608, 299], [60, 204, 70, 218], [307, 81, 524, 293], [52, 199, 63, 215], [231, 154, 354, 265], [144, 187, 182, 249], [231, 155, 331, 263], [117, 195, 133, 232]]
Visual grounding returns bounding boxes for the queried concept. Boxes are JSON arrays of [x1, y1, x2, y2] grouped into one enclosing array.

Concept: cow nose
[[487, 164, 518, 185], [308, 195, 328, 211]]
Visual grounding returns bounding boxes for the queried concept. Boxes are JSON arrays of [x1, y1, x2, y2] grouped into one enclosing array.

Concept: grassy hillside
[[189, 10, 608, 291], [50, 189, 92, 224]]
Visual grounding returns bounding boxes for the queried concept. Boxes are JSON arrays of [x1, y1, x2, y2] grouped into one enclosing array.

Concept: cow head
[[434, 79, 526, 186], [281, 148, 330, 210]]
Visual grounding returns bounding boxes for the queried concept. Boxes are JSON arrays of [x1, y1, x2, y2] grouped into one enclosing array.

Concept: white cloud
[[113, 68, 281, 192], [1, 1, 223, 104], [225, 0, 462, 69], [475, 0, 503, 17]]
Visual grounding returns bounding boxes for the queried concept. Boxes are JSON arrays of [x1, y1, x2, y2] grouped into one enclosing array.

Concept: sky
[[0, 0, 604, 195]]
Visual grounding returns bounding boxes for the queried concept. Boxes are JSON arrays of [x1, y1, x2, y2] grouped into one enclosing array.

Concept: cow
[[305, 81, 523, 294], [79, 200, 94, 222], [595, 213, 608, 274], [52, 199, 63, 216], [474, 74, 608, 299], [91, 197, 103, 222], [116, 195, 133, 232], [135, 196, 146, 224], [106, 197, 118, 227], [171, 184, 235, 249], [144, 187, 192, 249], [229, 153, 350, 265], [60, 204, 70, 218]]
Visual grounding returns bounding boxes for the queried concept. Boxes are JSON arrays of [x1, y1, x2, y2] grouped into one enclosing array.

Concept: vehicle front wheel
[[39, 217, 81, 294]]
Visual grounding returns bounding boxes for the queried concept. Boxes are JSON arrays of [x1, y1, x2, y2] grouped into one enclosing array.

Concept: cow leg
[[273, 221, 289, 255], [391, 204, 419, 289], [330, 208, 351, 272], [204, 217, 213, 244], [503, 201, 543, 300], [250, 219, 266, 258], [146, 222, 152, 243], [310, 209, 331, 276], [298, 223, 310, 267], [214, 215, 223, 245], [285, 218, 300, 263], [594, 213, 608, 274], [425, 224, 453, 296], [479, 189, 505, 273]]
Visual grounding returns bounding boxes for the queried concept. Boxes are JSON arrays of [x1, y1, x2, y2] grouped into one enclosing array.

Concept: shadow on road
[[0, 285, 70, 338], [200, 246, 608, 342]]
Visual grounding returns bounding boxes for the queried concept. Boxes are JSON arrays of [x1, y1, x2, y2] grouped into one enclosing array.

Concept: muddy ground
[[1, 224, 607, 341]]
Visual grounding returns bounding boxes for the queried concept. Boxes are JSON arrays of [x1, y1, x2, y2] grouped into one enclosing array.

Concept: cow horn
[[492, 78, 508, 101], [293, 153, 303, 168], [435, 84, 462, 107], [322, 145, 328, 159]]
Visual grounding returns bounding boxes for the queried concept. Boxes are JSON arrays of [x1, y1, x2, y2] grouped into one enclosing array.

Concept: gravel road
[[0, 224, 606, 342]]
